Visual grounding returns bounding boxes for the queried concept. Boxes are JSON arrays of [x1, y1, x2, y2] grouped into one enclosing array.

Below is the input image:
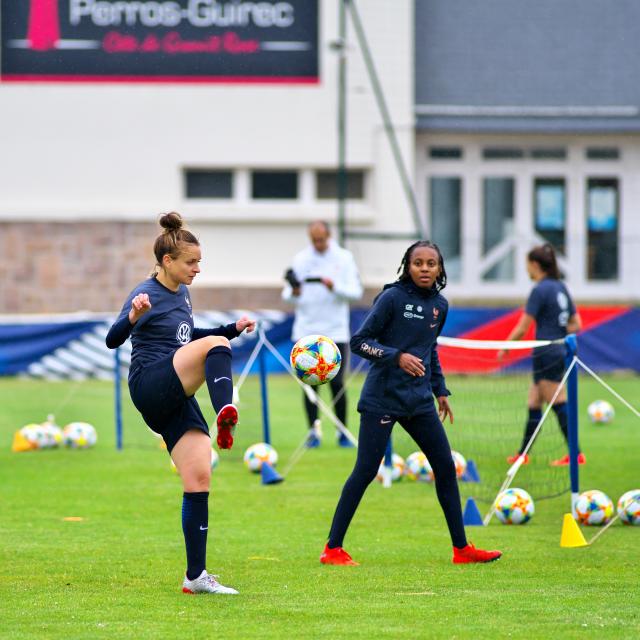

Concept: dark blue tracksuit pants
[[327, 404, 467, 549]]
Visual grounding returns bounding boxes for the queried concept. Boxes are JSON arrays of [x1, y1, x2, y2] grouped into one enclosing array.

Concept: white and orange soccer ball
[[451, 450, 467, 479], [575, 489, 614, 526], [62, 422, 97, 449], [587, 399, 614, 424], [404, 451, 434, 482], [616, 490, 640, 526], [494, 488, 535, 524], [290, 335, 341, 386], [376, 453, 405, 483], [243, 442, 278, 473]]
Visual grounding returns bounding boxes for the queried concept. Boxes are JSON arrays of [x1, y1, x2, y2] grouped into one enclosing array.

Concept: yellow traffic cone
[[560, 513, 588, 548], [11, 430, 36, 452]]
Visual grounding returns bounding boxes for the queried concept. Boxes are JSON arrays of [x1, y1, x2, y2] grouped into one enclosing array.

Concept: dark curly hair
[[397, 240, 447, 291]]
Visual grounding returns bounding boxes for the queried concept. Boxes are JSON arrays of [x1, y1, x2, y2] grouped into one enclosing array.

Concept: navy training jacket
[[350, 280, 450, 416]]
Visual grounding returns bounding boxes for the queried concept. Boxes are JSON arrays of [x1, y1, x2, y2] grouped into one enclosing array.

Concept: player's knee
[[183, 468, 211, 492], [204, 336, 231, 351]]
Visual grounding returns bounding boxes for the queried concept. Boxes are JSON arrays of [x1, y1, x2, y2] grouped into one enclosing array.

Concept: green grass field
[[1, 373, 639, 639]]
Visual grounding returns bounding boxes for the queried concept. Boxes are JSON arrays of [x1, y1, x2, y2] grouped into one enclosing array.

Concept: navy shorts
[[532, 344, 566, 383], [129, 355, 210, 453]]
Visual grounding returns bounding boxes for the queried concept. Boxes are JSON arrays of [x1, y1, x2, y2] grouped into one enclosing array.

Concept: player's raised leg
[[173, 336, 238, 449]]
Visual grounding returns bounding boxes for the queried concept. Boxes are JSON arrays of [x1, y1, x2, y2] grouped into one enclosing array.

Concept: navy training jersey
[[350, 280, 450, 416], [108, 278, 195, 379], [525, 278, 576, 340]]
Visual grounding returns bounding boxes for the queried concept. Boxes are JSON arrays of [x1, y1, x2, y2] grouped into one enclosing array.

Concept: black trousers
[[303, 342, 348, 428], [327, 404, 467, 549]]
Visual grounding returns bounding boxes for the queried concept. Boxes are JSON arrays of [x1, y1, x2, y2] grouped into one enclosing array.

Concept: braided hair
[[396, 240, 447, 292]]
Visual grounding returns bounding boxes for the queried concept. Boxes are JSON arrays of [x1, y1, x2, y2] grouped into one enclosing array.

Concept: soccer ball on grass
[[587, 400, 614, 424], [494, 488, 535, 524], [575, 489, 614, 526], [243, 442, 278, 473]]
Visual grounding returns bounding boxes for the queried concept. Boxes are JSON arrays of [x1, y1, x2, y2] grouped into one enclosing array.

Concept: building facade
[[0, 0, 638, 313]]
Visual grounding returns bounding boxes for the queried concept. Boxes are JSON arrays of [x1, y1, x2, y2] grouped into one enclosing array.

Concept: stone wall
[[0, 222, 378, 313]]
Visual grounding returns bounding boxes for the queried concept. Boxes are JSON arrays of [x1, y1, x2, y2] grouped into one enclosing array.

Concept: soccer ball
[[575, 489, 614, 526], [172, 448, 218, 473], [587, 399, 614, 424], [451, 450, 467, 478], [243, 442, 278, 473], [376, 453, 405, 483], [494, 488, 535, 524], [617, 490, 640, 526], [17, 424, 46, 450], [40, 419, 63, 448], [62, 422, 97, 449], [290, 334, 341, 386], [404, 451, 434, 482]]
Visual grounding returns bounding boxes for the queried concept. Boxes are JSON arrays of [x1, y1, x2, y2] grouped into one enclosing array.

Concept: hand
[[437, 396, 454, 424], [398, 353, 425, 377], [236, 315, 256, 334], [321, 277, 334, 291], [291, 286, 301, 297], [129, 293, 151, 324]]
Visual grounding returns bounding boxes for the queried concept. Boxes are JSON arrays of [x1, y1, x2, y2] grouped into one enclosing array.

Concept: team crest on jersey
[[176, 322, 191, 345]]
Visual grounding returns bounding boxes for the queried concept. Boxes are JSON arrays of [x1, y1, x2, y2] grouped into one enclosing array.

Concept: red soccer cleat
[[550, 452, 586, 467], [216, 404, 238, 450], [506, 453, 530, 465], [320, 544, 359, 566], [453, 542, 502, 564]]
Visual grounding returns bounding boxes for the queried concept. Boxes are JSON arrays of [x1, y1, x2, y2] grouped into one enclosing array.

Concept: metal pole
[[115, 347, 123, 450], [346, 1, 426, 238], [565, 335, 579, 516], [337, 0, 348, 246], [258, 344, 271, 445]]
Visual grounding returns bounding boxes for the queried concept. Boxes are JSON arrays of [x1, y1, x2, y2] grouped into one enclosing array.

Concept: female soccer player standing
[[320, 241, 502, 566], [502, 243, 583, 466], [106, 212, 255, 594]]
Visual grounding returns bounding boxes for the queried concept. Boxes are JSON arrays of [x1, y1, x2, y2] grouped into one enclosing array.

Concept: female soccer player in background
[[320, 241, 502, 566], [501, 243, 583, 466], [106, 212, 255, 594]]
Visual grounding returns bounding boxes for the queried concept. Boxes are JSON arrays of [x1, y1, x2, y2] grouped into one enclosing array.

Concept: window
[[429, 177, 462, 280], [251, 171, 298, 199], [586, 147, 620, 161], [315, 170, 365, 200], [534, 178, 566, 254], [482, 148, 524, 160], [587, 178, 619, 280], [482, 177, 515, 281], [185, 170, 233, 199], [530, 148, 567, 160], [429, 147, 463, 160]]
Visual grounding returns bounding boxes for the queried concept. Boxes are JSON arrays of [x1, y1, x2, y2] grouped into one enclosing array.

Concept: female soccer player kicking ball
[[106, 212, 255, 594], [320, 241, 502, 566]]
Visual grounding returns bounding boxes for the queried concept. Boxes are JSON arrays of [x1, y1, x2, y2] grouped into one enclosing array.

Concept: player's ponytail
[[396, 240, 447, 292], [152, 212, 199, 276], [528, 243, 561, 279]]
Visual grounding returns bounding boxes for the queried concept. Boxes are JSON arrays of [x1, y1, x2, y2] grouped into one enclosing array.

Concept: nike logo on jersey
[[430, 323, 438, 328], [214, 377, 231, 383], [199, 525, 208, 531], [380, 416, 392, 425]]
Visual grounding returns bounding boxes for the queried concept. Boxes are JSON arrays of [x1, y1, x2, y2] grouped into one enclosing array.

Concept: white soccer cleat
[[182, 570, 239, 595]]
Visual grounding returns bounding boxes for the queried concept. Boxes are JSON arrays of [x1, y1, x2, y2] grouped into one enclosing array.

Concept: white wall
[[0, 0, 417, 290]]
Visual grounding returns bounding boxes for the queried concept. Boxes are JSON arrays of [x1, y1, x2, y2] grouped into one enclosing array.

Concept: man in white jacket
[[282, 221, 363, 447]]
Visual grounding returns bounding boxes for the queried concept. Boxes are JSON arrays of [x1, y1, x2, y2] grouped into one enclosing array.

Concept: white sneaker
[[182, 570, 239, 595]]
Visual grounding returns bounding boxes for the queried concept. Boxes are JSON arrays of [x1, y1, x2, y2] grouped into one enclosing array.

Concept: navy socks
[[205, 346, 233, 414], [182, 491, 209, 580], [519, 408, 542, 454]]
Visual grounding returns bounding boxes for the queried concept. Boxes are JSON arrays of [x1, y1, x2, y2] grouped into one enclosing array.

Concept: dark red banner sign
[[1, 0, 319, 82]]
